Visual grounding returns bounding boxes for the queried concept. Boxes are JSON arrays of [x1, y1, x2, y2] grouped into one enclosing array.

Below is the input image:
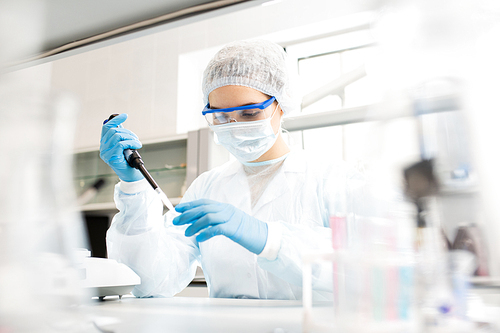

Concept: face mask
[[211, 110, 279, 162]]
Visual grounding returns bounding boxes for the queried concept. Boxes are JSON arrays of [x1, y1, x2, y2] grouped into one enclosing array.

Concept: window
[[284, 29, 420, 167], [298, 45, 378, 113]]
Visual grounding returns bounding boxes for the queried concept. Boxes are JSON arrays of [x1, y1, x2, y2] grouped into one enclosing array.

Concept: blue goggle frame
[[202, 96, 276, 115]]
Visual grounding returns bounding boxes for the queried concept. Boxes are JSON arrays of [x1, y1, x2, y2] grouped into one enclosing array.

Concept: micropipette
[[104, 114, 175, 212]]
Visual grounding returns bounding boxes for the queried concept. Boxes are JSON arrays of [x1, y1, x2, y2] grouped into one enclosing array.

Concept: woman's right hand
[[99, 113, 144, 182]]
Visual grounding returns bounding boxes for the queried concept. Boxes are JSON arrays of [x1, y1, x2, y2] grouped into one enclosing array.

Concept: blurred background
[[1, 0, 500, 331]]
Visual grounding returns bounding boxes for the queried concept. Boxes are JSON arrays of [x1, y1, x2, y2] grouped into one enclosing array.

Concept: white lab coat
[[106, 150, 360, 300]]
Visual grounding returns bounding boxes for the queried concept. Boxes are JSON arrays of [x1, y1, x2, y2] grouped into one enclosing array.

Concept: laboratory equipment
[[452, 225, 489, 276], [303, 218, 416, 333], [104, 113, 175, 212], [367, 0, 500, 329], [79, 251, 141, 300], [0, 88, 91, 331]]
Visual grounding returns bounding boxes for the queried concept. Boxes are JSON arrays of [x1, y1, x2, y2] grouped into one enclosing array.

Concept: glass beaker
[[0, 82, 90, 332]]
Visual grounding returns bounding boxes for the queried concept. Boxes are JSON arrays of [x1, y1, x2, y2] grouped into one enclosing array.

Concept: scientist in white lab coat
[[100, 39, 357, 300]]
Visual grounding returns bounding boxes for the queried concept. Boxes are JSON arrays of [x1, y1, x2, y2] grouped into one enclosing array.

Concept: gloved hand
[[173, 199, 268, 255], [100, 113, 144, 182]]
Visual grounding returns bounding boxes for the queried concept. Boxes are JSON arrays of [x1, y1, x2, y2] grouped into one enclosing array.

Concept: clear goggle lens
[[205, 109, 271, 126], [203, 96, 276, 126]]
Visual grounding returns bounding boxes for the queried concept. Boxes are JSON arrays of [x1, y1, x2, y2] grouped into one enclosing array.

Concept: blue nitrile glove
[[173, 199, 268, 255], [100, 113, 144, 182]]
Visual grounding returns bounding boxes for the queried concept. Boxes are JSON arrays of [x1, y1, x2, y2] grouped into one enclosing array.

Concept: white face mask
[[211, 108, 279, 162]]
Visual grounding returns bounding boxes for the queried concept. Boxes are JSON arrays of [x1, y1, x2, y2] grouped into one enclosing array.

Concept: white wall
[[3, 61, 52, 91], [47, 0, 368, 151], [51, 31, 180, 151]]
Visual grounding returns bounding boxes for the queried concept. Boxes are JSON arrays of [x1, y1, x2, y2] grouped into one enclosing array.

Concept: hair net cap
[[202, 39, 298, 115]]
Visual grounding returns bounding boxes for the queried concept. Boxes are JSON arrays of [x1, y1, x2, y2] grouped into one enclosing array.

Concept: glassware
[[0, 82, 91, 332]]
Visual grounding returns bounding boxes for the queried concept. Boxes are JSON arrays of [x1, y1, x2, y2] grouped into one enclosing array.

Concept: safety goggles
[[202, 96, 276, 126]]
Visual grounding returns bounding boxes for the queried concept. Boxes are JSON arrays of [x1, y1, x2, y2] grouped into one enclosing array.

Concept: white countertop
[[86, 296, 320, 333], [83, 290, 500, 333]]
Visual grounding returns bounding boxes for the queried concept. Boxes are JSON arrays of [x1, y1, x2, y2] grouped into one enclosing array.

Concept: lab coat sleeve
[[106, 179, 201, 298]]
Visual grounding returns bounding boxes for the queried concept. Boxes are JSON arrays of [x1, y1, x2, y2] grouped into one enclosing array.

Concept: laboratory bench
[[85, 296, 313, 333], [82, 289, 500, 333]]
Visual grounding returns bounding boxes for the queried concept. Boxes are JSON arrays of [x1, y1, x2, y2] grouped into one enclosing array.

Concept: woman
[[100, 40, 353, 300]]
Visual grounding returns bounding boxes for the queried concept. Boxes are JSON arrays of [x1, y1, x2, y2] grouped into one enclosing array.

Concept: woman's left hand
[[173, 199, 268, 255]]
